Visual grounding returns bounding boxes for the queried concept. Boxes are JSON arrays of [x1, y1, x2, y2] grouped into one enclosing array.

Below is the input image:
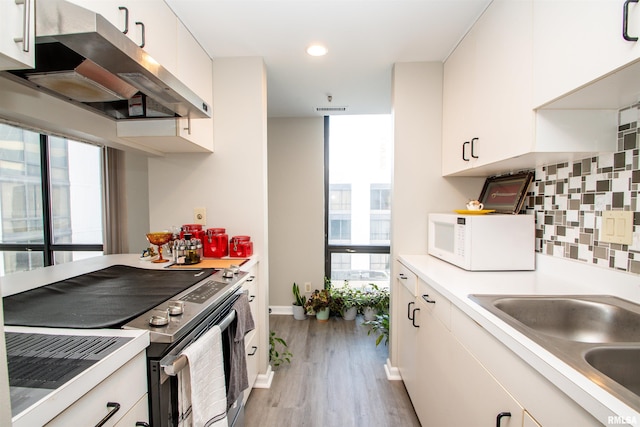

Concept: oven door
[[147, 290, 243, 427]]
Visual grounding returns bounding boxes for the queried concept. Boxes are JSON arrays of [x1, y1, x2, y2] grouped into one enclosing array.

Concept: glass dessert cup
[[146, 232, 174, 263]]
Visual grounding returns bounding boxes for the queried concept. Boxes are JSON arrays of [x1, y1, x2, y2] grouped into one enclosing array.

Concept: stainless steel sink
[[491, 296, 640, 343], [469, 294, 640, 412], [585, 347, 640, 397]]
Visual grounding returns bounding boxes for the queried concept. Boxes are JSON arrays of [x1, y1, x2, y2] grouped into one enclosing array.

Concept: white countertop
[[1, 254, 258, 425], [398, 253, 640, 427], [6, 326, 149, 427]]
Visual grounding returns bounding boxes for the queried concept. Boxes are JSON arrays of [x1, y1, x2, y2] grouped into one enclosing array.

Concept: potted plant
[[269, 330, 292, 367], [291, 282, 307, 320], [304, 289, 332, 322], [361, 284, 390, 321], [331, 285, 361, 320]]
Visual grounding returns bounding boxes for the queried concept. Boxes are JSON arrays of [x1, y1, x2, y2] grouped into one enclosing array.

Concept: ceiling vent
[[315, 106, 348, 113]]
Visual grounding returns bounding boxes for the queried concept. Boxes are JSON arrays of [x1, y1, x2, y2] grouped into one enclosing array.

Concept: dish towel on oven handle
[[178, 324, 228, 427], [227, 291, 256, 407]]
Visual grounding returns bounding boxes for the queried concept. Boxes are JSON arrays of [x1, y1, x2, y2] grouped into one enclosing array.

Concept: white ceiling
[[165, 0, 491, 118]]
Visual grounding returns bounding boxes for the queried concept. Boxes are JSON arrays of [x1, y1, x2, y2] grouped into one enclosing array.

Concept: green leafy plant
[[269, 330, 292, 367], [361, 284, 390, 313], [292, 282, 306, 306], [330, 285, 363, 316], [364, 313, 390, 346]]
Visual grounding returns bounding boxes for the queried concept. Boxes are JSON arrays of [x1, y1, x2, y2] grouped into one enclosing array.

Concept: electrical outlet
[[305, 282, 312, 292], [193, 207, 206, 225], [600, 211, 633, 245]]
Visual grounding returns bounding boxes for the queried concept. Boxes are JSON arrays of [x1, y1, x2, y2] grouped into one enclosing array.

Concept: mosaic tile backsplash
[[527, 104, 640, 275]]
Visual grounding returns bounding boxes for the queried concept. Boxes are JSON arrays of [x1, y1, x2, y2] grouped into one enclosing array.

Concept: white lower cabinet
[[396, 260, 602, 427], [242, 266, 261, 403], [45, 352, 148, 427], [408, 277, 523, 426]]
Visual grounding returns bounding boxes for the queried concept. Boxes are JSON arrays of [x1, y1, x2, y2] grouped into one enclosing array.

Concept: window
[[0, 123, 104, 276], [325, 115, 392, 289]]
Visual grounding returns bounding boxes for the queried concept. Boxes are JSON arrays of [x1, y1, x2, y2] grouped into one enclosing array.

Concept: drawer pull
[[470, 137, 479, 159], [248, 346, 258, 356], [623, 0, 639, 41], [422, 294, 436, 304], [118, 6, 129, 34], [135, 423, 150, 427], [398, 273, 407, 280], [407, 301, 415, 320], [95, 402, 121, 427], [412, 308, 420, 328], [135, 21, 145, 48], [496, 411, 511, 427], [246, 276, 255, 282], [248, 295, 256, 302]]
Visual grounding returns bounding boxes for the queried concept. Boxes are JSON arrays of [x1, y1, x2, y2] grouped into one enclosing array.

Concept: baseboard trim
[[253, 365, 274, 389], [385, 358, 402, 381], [269, 305, 293, 315]]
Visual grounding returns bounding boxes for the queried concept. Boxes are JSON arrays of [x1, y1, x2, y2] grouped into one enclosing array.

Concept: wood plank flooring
[[244, 315, 421, 427]]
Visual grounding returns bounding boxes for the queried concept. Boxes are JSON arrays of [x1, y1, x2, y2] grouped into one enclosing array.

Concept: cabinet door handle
[[135, 423, 150, 427], [248, 346, 258, 356], [13, 0, 31, 52], [462, 141, 470, 161], [246, 275, 255, 282], [95, 402, 121, 427], [135, 21, 146, 48], [411, 308, 420, 328], [118, 6, 129, 34], [248, 295, 255, 302], [398, 273, 407, 280], [623, 0, 639, 41], [422, 294, 436, 304], [470, 137, 479, 159], [407, 301, 415, 320], [496, 411, 511, 427]]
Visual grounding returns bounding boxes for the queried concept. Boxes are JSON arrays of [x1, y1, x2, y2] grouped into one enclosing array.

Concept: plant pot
[[363, 306, 378, 321], [342, 306, 357, 321], [315, 307, 330, 322], [292, 304, 307, 320]]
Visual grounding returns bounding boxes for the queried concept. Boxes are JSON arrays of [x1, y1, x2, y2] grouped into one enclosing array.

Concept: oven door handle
[[160, 309, 237, 376]]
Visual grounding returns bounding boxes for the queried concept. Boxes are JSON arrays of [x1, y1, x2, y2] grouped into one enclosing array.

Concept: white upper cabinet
[[0, 0, 35, 70], [442, 0, 618, 177], [67, 0, 178, 74], [533, 0, 640, 108], [442, 0, 534, 176]]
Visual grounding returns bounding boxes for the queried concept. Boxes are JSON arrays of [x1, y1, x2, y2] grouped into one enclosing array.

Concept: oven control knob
[[149, 314, 169, 326], [222, 269, 234, 278], [167, 301, 184, 316]]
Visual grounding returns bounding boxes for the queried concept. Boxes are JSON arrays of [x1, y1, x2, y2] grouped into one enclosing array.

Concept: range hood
[[3, 0, 210, 120]]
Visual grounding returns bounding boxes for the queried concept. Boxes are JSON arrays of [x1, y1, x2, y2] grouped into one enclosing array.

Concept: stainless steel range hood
[[3, 0, 210, 120]]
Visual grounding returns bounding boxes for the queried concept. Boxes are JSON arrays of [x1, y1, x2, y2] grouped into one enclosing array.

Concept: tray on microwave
[[478, 171, 534, 214]]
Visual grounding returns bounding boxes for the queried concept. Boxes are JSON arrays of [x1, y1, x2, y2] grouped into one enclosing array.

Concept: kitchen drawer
[[45, 352, 147, 427], [242, 274, 258, 321], [396, 262, 417, 296], [243, 329, 259, 404], [417, 279, 451, 330], [114, 394, 148, 427]]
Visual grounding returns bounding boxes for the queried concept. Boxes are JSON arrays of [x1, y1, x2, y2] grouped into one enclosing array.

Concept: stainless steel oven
[[146, 289, 244, 426]]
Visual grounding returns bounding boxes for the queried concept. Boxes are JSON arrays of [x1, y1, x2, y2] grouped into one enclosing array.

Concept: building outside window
[[0, 123, 104, 276], [326, 115, 392, 288]]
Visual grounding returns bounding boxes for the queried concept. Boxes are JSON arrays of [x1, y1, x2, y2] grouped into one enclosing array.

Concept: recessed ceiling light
[[306, 45, 328, 57]]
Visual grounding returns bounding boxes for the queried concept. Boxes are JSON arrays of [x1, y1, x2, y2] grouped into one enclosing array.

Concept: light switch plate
[[193, 207, 207, 225], [600, 211, 633, 245]]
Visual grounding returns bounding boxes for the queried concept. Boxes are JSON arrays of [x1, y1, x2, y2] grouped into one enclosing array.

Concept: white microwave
[[428, 213, 535, 271]]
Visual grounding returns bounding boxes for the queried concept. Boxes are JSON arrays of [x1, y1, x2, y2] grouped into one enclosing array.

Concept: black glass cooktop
[[3, 265, 215, 329]]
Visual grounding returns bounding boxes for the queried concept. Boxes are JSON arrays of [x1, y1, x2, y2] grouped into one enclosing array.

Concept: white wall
[[147, 57, 270, 374], [267, 117, 325, 306], [389, 62, 484, 367], [122, 150, 151, 253]]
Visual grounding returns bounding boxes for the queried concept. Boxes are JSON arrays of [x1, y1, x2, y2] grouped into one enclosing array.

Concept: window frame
[[0, 128, 104, 271], [323, 116, 391, 281]]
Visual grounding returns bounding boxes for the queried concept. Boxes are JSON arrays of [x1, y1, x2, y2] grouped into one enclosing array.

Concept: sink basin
[[491, 296, 640, 343], [469, 294, 640, 412], [585, 347, 640, 397]]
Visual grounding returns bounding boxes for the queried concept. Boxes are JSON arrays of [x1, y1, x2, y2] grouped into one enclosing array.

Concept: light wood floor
[[244, 314, 421, 427]]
